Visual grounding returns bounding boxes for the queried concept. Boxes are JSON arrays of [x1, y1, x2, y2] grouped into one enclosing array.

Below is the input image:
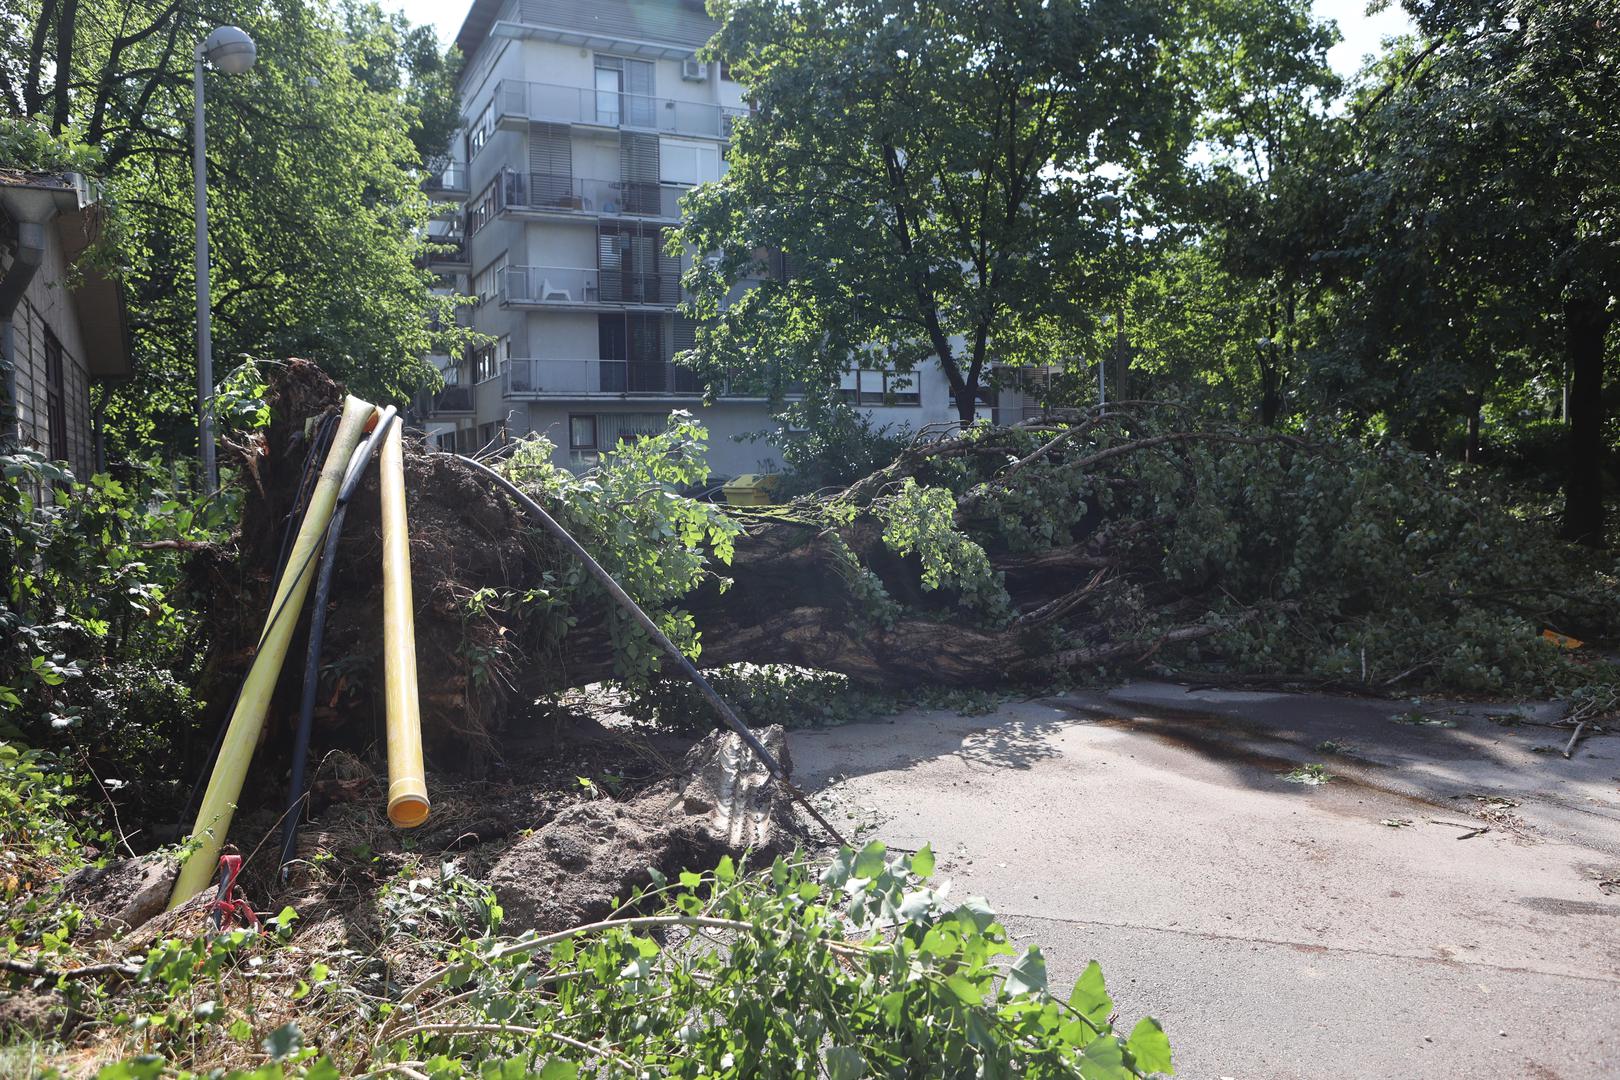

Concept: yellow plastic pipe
[[380, 420, 429, 828], [170, 395, 377, 908]]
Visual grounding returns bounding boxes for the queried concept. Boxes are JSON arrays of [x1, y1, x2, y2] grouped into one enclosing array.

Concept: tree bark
[[48, 0, 77, 135], [1464, 391, 1482, 465], [1561, 296, 1612, 546]]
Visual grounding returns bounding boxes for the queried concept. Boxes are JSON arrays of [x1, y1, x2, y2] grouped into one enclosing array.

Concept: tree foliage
[[1, 0, 469, 460], [8, 821, 1173, 1078], [1318, 0, 1620, 541], [675, 0, 1192, 423]]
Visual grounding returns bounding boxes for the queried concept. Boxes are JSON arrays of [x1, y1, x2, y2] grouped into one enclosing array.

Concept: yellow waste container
[[722, 473, 778, 506]]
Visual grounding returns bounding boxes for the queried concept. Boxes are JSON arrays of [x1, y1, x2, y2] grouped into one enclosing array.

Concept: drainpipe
[[0, 218, 48, 450]]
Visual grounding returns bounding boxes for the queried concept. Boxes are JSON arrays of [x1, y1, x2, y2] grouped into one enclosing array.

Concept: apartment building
[[420, 0, 1015, 475]]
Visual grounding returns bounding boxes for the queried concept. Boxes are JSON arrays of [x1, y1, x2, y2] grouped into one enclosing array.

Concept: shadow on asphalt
[[811, 688, 1598, 820]]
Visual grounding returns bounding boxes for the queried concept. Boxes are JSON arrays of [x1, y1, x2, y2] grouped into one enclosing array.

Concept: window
[[839, 369, 920, 407], [597, 222, 678, 304], [468, 103, 493, 158], [469, 336, 507, 383], [659, 138, 721, 186], [595, 56, 655, 127], [599, 413, 667, 448], [44, 328, 67, 462], [473, 254, 508, 305], [467, 182, 498, 236], [595, 66, 622, 127], [569, 414, 597, 449]]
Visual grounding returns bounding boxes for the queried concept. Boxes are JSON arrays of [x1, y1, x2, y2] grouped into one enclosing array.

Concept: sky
[[389, 0, 1415, 80], [1314, 0, 1414, 78]]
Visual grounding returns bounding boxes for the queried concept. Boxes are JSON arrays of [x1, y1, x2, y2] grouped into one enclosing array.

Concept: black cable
[[273, 412, 339, 581], [278, 411, 398, 877], [450, 452, 848, 847]]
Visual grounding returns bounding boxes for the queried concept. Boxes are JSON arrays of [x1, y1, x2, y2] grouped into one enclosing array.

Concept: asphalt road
[[790, 682, 1620, 1079]]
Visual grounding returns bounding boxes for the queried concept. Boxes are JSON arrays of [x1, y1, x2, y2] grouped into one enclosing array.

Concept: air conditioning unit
[[681, 58, 708, 81]]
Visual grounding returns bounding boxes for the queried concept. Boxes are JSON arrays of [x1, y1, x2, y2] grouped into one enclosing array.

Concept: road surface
[[791, 682, 1620, 1079]]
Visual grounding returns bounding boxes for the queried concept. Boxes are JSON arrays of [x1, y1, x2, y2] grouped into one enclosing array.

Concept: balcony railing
[[492, 80, 746, 139], [422, 236, 469, 268], [497, 170, 685, 219], [500, 265, 680, 307], [505, 358, 706, 398], [419, 385, 474, 415], [423, 160, 469, 195]]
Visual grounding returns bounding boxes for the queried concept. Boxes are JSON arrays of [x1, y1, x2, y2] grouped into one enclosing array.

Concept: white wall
[[527, 218, 596, 267], [523, 399, 783, 476], [10, 221, 95, 477], [527, 311, 597, 358]]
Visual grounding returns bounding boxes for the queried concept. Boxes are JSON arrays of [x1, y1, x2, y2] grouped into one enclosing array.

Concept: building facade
[[422, 0, 1008, 476], [0, 171, 130, 479]]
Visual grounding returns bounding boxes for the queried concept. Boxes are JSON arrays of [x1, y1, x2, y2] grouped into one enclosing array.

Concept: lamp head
[[204, 26, 257, 74]]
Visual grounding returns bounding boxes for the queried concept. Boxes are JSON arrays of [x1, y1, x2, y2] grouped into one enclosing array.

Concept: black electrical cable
[[451, 453, 848, 847], [272, 412, 339, 581], [277, 410, 398, 877]]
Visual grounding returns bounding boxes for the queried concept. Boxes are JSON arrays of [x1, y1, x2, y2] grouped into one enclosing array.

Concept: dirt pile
[[488, 725, 798, 933], [57, 853, 177, 941]]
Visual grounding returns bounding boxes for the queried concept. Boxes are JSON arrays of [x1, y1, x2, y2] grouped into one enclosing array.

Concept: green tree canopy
[[675, 0, 1194, 424], [2, 0, 467, 460], [1318, 0, 1619, 540]]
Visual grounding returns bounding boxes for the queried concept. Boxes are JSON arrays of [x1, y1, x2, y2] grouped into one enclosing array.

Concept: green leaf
[[1079, 1035, 1134, 1080], [853, 840, 887, 878], [821, 847, 854, 888], [262, 1021, 303, 1061], [911, 843, 935, 878], [1004, 945, 1047, 997], [537, 1060, 578, 1080], [898, 888, 935, 922], [304, 1057, 341, 1080], [945, 973, 985, 1005], [954, 896, 997, 933], [1127, 1017, 1174, 1074], [826, 1045, 866, 1080], [1069, 960, 1113, 1026]]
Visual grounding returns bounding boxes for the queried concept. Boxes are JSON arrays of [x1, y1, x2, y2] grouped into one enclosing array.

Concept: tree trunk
[[1464, 392, 1482, 465], [954, 382, 980, 425], [49, 0, 77, 135], [1562, 296, 1612, 546]]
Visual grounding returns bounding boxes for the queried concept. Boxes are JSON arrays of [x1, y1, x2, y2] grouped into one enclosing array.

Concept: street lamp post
[[194, 25, 256, 495]]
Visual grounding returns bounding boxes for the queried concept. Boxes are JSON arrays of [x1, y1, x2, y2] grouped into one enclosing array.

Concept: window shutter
[[619, 133, 660, 214], [528, 122, 572, 205]]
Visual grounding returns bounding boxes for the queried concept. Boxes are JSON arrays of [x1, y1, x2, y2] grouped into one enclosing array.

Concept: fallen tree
[[196, 362, 1618, 771]]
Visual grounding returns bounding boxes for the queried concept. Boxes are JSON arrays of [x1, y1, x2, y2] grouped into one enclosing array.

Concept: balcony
[[423, 160, 469, 197], [500, 265, 681, 308], [505, 358, 707, 399], [419, 384, 474, 416], [491, 80, 746, 140], [497, 170, 685, 220], [421, 235, 470, 272]]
